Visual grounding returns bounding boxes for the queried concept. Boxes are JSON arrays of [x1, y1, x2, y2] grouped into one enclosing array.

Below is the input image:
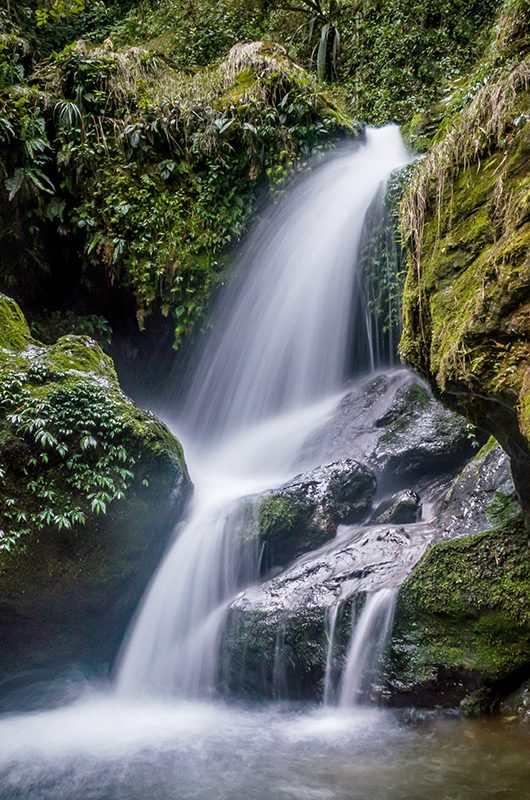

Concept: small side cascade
[[322, 601, 343, 705], [272, 617, 288, 700], [337, 588, 398, 707]]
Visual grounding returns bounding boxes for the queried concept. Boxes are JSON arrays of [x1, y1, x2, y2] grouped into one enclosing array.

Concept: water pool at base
[[1, 695, 529, 800]]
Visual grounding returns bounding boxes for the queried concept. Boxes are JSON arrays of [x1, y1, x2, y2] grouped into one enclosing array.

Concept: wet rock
[[221, 439, 521, 706], [222, 521, 435, 699], [304, 369, 477, 491], [437, 438, 515, 537], [257, 459, 376, 570], [371, 490, 422, 524]]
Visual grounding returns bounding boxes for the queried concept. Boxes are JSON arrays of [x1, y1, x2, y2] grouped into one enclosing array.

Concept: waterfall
[[338, 589, 398, 707], [116, 126, 410, 698]]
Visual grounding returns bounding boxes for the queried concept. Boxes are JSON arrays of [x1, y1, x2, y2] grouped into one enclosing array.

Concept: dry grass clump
[[220, 41, 300, 84], [401, 54, 530, 271]]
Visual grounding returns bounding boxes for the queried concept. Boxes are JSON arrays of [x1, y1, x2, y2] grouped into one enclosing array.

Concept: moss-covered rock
[[0, 294, 32, 351], [388, 515, 530, 711], [0, 293, 191, 685], [255, 459, 376, 571], [400, 6, 530, 523]]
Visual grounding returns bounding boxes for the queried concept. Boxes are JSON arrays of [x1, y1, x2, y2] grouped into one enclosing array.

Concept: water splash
[[322, 601, 342, 705]]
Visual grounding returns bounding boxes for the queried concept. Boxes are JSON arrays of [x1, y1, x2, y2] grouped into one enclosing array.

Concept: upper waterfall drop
[[116, 126, 410, 698], [180, 125, 410, 442]]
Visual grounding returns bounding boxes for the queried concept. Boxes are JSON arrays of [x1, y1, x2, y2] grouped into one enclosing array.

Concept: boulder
[[304, 369, 477, 492], [220, 438, 521, 706], [371, 490, 422, 524], [0, 295, 192, 690], [257, 459, 376, 571]]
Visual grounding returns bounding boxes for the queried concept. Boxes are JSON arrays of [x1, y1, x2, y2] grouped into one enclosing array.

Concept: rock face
[[221, 416, 522, 706], [223, 520, 435, 699], [257, 459, 376, 570], [436, 439, 515, 538], [400, 26, 530, 523], [0, 295, 192, 689]]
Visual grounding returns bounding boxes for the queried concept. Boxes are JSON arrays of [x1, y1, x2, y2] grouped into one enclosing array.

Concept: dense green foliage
[[0, 293, 187, 550], [0, 10, 353, 342], [100, 0, 500, 123]]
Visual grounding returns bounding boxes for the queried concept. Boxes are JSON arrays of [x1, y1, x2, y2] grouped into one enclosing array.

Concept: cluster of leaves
[[0, 362, 141, 550], [35, 0, 86, 28]]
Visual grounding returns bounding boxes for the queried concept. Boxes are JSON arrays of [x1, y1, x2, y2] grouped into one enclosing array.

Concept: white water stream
[[117, 126, 410, 698]]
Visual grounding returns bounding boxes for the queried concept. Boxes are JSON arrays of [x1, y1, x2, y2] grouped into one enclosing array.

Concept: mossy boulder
[[0, 294, 191, 687], [388, 516, 530, 711], [256, 459, 376, 571]]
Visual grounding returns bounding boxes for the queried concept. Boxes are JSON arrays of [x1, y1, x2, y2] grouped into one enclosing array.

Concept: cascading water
[[116, 125, 410, 698], [338, 589, 398, 707]]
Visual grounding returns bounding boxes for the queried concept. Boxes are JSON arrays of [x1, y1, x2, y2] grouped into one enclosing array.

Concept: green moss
[[258, 495, 309, 544], [393, 520, 530, 686], [43, 334, 117, 379], [474, 436, 499, 461], [0, 293, 31, 350]]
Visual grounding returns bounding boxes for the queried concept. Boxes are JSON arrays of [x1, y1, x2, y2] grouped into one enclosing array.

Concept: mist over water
[[1, 694, 529, 800]]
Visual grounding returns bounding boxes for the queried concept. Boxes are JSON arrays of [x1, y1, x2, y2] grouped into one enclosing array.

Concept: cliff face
[[400, 0, 530, 522]]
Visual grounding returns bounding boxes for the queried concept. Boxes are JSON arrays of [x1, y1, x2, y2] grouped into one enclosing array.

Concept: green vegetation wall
[[0, 0, 503, 349]]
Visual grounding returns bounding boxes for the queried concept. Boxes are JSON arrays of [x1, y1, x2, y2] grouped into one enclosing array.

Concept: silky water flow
[[116, 125, 410, 698]]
